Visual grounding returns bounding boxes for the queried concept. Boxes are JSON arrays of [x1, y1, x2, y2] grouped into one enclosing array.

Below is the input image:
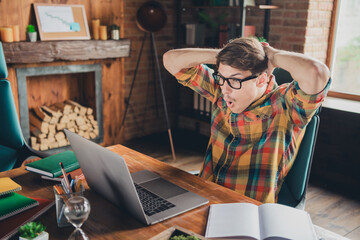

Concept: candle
[[1, 27, 13, 42], [12, 25, 20, 42], [92, 19, 100, 40], [99, 25, 107, 40]]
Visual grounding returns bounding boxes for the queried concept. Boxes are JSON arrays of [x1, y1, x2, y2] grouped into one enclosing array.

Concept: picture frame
[[33, 3, 90, 41]]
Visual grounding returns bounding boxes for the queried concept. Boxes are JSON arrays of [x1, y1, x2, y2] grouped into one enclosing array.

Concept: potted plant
[[19, 222, 48, 240], [27, 24, 37, 42], [109, 24, 120, 40]]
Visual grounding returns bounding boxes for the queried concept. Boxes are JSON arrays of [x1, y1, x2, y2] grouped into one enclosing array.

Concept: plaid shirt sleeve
[[174, 64, 217, 103], [282, 78, 332, 128]]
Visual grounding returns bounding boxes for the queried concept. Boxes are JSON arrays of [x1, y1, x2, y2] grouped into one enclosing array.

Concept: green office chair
[[274, 67, 320, 210], [0, 42, 49, 172]]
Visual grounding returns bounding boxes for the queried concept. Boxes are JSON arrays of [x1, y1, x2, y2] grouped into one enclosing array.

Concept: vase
[[19, 231, 49, 240], [27, 32, 37, 42]]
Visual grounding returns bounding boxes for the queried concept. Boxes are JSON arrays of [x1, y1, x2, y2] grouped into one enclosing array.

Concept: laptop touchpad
[[140, 178, 188, 199]]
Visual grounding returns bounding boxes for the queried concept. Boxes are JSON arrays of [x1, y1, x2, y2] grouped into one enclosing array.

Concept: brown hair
[[216, 37, 268, 75]]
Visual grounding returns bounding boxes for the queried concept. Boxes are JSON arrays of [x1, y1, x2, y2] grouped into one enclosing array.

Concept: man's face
[[218, 63, 260, 114]]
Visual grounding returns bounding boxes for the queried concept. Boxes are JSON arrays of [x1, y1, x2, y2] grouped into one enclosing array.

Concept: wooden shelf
[[184, 5, 279, 10], [2, 39, 131, 64]]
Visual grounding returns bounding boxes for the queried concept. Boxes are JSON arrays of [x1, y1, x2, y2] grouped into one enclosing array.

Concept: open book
[[205, 203, 317, 240]]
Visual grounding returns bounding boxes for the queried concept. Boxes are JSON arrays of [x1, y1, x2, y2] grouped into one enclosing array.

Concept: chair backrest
[[273, 67, 320, 209], [0, 42, 8, 79], [0, 42, 27, 171], [277, 115, 319, 209], [0, 42, 49, 172]]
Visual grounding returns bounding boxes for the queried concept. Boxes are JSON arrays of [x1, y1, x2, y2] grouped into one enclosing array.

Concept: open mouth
[[226, 100, 234, 108]]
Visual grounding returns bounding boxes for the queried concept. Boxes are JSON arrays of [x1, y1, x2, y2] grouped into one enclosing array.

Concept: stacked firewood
[[29, 100, 99, 151]]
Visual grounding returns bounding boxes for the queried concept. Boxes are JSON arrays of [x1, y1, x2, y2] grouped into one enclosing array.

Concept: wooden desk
[[0, 144, 260, 239]]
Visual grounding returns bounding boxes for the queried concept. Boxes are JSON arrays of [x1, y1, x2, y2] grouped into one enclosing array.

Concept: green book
[[25, 151, 79, 178], [0, 192, 39, 221]]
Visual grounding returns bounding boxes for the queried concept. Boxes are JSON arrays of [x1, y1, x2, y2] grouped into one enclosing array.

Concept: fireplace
[[16, 64, 103, 152], [3, 40, 130, 146]]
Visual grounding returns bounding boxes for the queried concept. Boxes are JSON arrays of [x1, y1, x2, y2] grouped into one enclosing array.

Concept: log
[[30, 136, 37, 147], [79, 125, 89, 131], [75, 116, 86, 126], [55, 132, 65, 141], [58, 139, 68, 147], [49, 142, 59, 149], [49, 117, 59, 125], [66, 121, 76, 129], [66, 100, 87, 116], [59, 115, 70, 124], [40, 138, 50, 145], [87, 107, 93, 115], [52, 102, 72, 115], [29, 112, 49, 134], [32, 143, 40, 151], [33, 107, 51, 123], [30, 124, 46, 139], [83, 131, 90, 139], [89, 132, 97, 139], [56, 123, 66, 131], [41, 105, 62, 119], [47, 135, 56, 144], [40, 143, 48, 151], [48, 124, 56, 135], [68, 112, 78, 121]]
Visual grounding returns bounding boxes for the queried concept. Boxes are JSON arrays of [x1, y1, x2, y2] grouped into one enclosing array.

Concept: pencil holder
[[54, 186, 85, 228]]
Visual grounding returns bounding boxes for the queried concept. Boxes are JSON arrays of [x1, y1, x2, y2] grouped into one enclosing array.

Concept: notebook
[[25, 150, 79, 178], [0, 198, 54, 240], [0, 177, 22, 196], [205, 202, 317, 240], [64, 129, 209, 225], [0, 192, 39, 221]]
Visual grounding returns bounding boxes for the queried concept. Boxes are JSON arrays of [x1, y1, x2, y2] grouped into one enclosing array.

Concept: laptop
[[64, 129, 208, 225]]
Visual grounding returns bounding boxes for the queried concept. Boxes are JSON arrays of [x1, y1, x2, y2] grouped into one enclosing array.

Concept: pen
[[76, 179, 83, 192], [53, 185, 62, 195], [59, 162, 72, 193]]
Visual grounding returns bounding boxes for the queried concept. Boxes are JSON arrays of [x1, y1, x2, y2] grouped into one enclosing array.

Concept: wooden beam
[[2, 39, 131, 64]]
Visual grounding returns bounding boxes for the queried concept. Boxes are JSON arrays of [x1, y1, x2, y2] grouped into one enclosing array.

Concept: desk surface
[[0, 144, 260, 239]]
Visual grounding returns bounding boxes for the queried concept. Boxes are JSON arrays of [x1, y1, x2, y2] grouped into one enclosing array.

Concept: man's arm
[[163, 48, 220, 76], [263, 44, 330, 95]]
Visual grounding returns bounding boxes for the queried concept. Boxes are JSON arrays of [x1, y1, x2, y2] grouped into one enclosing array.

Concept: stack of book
[[0, 177, 38, 221], [25, 150, 81, 181], [0, 177, 54, 239]]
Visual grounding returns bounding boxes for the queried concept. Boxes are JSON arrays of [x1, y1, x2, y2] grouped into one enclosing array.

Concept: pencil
[[59, 162, 72, 193]]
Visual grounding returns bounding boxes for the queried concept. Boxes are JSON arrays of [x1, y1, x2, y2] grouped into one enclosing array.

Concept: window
[[329, 0, 360, 99]]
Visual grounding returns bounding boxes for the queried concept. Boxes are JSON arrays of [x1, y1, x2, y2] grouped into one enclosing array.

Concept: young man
[[163, 38, 331, 203]]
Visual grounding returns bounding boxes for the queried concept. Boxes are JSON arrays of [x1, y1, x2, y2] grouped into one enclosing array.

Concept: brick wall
[[123, 0, 177, 140], [246, 0, 333, 63], [122, 0, 335, 141]]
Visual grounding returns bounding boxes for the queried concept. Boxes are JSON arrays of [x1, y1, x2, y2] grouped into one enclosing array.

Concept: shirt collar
[[241, 75, 278, 112]]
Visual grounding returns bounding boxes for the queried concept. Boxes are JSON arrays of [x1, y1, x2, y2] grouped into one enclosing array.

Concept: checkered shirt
[[175, 64, 331, 203]]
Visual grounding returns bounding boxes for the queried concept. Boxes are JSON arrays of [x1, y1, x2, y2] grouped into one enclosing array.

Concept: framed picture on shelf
[[33, 3, 90, 41]]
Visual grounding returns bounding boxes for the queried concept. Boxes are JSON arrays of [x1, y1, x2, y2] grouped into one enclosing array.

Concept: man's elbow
[[311, 61, 330, 90], [163, 51, 177, 75]]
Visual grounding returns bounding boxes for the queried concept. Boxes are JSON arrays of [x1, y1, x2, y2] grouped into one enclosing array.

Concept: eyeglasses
[[212, 71, 259, 89]]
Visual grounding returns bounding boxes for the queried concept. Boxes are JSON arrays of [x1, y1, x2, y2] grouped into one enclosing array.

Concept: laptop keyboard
[[135, 184, 176, 216]]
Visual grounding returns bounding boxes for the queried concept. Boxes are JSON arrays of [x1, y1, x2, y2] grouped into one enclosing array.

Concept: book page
[[259, 204, 317, 240], [205, 203, 260, 239]]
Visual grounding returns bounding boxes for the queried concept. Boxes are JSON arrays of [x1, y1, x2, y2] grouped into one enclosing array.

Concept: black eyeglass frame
[[212, 71, 260, 89]]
